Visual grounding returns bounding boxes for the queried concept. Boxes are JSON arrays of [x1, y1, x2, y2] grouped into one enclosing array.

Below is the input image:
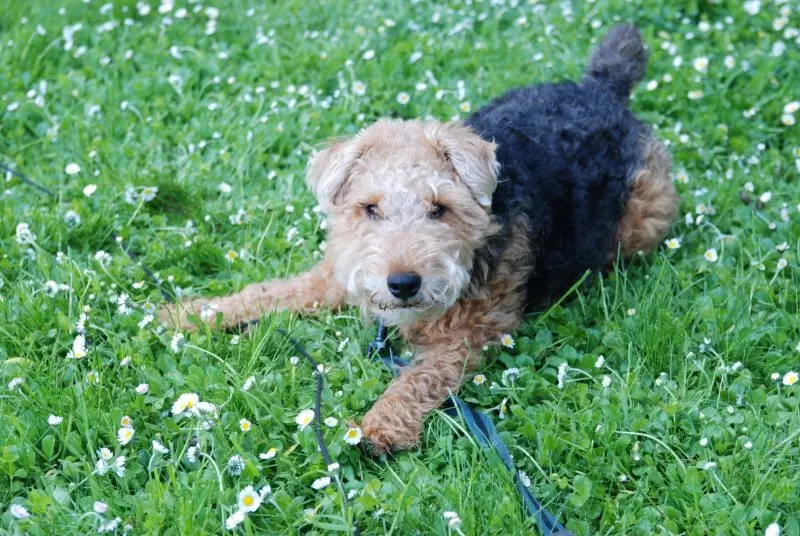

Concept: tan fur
[[159, 119, 675, 454], [614, 137, 677, 257]]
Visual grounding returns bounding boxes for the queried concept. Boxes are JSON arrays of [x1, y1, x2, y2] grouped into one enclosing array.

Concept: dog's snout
[[387, 272, 422, 300]]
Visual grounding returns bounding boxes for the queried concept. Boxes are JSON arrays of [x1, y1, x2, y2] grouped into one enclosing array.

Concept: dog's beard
[[347, 257, 471, 326]]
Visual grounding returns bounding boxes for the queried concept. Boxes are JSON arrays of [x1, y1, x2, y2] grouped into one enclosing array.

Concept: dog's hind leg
[[614, 136, 678, 257], [158, 259, 345, 330]]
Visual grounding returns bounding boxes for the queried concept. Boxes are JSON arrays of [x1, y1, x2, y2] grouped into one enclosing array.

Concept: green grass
[[2, 0, 800, 534]]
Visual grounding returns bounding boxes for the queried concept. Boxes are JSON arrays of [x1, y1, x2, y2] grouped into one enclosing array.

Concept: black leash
[[279, 329, 361, 536], [367, 323, 572, 536], [11, 162, 570, 534]]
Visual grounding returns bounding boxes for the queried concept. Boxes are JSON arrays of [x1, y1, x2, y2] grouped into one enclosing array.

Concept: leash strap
[[368, 324, 572, 536]]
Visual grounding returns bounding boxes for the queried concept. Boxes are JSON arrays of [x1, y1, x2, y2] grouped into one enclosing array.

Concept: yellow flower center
[[187, 400, 194, 409], [243, 496, 254, 506]]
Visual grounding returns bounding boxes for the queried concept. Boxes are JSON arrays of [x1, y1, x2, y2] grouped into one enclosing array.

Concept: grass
[[1, 0, 799, 534]]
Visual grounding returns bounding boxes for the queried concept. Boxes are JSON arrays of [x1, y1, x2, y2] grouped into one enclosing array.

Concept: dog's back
[[466, 25, 676, 309]]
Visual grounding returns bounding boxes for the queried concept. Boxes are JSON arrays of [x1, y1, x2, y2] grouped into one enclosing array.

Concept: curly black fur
[[465, 24, 651, 310]]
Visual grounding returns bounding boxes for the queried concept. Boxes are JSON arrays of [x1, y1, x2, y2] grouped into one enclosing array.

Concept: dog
[[160, 24, 677, 453]]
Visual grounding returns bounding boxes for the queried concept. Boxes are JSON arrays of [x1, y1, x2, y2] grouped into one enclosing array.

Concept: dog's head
[[307, 119, 500, 326]]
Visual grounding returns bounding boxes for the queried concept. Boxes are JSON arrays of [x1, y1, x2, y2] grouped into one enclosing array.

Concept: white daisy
[[783, 371, 798, 386], [65, 163, 81, 175], [170, 332, 186, 353], [500, 333, 515, 348], [152, 440, 169, 454], [295, 408, 315, 430], [472, 373, 487, 385], [135, 383, 149, 394], [228, 454, 244, 476], [311, 476, 331, 490], [704, 248, 719, 262], [259, 447, 279, 460], [117, 427, 135, 446], [344, 426, 363, 445], [10, 504, 30, 520], [225, 509, 246, 530], [238, 485, 262, 512], [242, 376, 256, 391], [239, 419, 252, 432], [171, 392, 199, 415], [48, 414, 63, 426], [765, 522, 780, 536], [324, 417, 338, 427]]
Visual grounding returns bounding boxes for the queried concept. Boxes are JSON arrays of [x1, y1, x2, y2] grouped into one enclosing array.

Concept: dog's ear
[[424, 121, 499, 208], [306, 138, 362, 209]]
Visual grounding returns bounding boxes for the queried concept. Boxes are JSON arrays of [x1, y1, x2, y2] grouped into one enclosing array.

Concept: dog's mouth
[[369, 292, 430, 311]]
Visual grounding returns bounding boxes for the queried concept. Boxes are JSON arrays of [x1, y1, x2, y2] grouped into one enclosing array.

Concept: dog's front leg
[[159, 259, 345, 330], [361, 342, 478, 454]]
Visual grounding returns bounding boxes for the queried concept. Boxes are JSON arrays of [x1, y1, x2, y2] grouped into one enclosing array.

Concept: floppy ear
[[424, 121, 499, 208], [306, 138, 362, 210]]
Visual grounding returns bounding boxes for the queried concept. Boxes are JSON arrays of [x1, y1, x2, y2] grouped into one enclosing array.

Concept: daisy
[[259, 484, 273, 500], [138, 314, 154, 329], [152, 440, 169, 454], [518, 470, 532, 488], [704, 248, 719, 262], [259, 447, 279, 460], [171, 392, 199, 415], [67, 334, 87, 359], [783, 371, 798, 386], [239, 419, 252, 432], [502, 368, 520, 385], [135, 383, 149, 394], [784, 102, 800, 115], [117, 427, 135, 446], [602, 375, 612, 388], [295, 408, 315, 430], [724, 55, 736, 69], [228, 455, 245, 476], [224, 250, 238, 263], [237, 485, 262, 512], [120, 415, 132, 427], [665, 237, 682, 250], [472, 373, 487, 385], [396, 92, 410, 105], [344, 426, 363, 445], [93, 501, 108, 514], [459, 101, 472, 113], [781, 114, 796, 127], [594, 355, 605, 368], [328, 462, 340, 472], [443, 511, 462, 528], [699, 437, 709, 447], [744, 440, 753, 449], [225, 509, 246, 530], [324, 417, 338, 427], [557, 362, 569, 389], [186, 446, 199, 463], [693, 56, 709, 73], [83, 184, 97, 197], [65, 163, 81, 175], [352, 81, 366, 96], [140, 186, 158, 201], [10, 504, 30, 520], [687, 90, 704, 100], [170, 332, 185, 353], [8, 377, 24, 390], [48, 414, 64, 426], [98, 447, 113, 461], [764, 522, 781, 536], [113, 456, 126, 477], [500, 333, 515, 348], [238, 376, 257, 393], [311, 476, 331, 490], [499, 398, 508, 419]]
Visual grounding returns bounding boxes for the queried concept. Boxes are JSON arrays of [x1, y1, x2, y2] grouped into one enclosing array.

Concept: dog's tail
[[584, 24, 647, 99]]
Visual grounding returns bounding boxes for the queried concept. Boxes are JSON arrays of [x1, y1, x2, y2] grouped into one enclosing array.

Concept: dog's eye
[[428, 203, 446, 219], [365, 204, 380, 219]]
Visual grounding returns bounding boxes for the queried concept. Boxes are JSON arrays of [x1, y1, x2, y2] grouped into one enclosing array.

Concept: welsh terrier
[[161, 25, 677, 453]]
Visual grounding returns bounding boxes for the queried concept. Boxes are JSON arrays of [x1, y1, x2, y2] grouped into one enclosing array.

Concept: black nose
[[387, 272, 422, 300]]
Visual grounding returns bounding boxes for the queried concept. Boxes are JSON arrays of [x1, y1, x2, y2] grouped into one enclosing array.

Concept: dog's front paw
[[361, 396, 422, 455]]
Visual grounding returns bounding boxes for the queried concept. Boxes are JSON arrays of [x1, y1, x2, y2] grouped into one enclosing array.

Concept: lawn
[[1, 0, 799, 534]]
